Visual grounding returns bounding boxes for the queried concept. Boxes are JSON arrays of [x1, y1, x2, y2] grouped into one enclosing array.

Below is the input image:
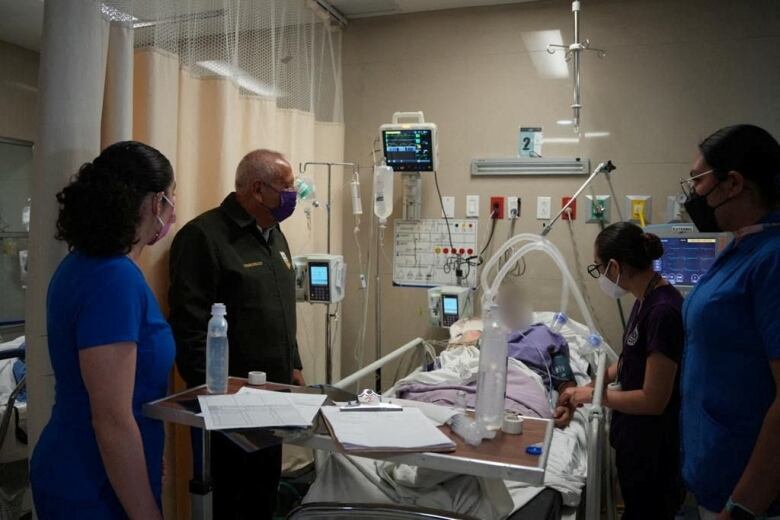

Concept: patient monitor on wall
[[380, 112, 438, 172], [428, 286, 472, 328], [293, 254, 346, 304]]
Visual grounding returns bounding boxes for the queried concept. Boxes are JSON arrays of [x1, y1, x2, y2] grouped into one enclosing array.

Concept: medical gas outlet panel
[[393, 219, 479, 287]]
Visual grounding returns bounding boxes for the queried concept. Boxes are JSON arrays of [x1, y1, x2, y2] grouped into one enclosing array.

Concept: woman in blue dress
[[30, 141, 176, 519]]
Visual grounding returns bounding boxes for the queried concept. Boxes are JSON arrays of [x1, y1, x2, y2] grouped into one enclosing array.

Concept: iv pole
[[546, 0, 606, 133], [541, 160, 616, 236], [299, 161, 356, 384]]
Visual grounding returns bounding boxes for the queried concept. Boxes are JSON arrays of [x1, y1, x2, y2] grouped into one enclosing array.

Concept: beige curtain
[[132, 47, 345, 519], [27, 0, 133, 472]]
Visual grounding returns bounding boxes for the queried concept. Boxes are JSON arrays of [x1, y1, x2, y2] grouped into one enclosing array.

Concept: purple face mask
[[270, 189, 297, 222]]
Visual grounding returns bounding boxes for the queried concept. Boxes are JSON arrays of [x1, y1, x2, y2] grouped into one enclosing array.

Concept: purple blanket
[[507, 323, 570, 387], [397, 362, 552, 419]]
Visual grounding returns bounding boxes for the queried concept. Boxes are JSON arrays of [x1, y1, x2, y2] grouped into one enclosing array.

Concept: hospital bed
[[143, 312, 616, 520], [301, 312, 617, 520], [0, 334, 30, 520]]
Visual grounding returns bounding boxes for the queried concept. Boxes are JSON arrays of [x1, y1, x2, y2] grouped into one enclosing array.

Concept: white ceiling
[[328, 0, 539, 19], [0, 0, 538, 52]]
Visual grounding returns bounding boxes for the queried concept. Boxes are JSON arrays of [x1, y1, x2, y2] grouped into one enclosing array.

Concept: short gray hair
[[235, 149, 289, 192]]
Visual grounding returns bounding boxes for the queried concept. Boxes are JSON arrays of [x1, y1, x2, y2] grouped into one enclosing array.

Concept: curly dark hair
[[595, 221, 664, 272], [55, 141, 173, 256]]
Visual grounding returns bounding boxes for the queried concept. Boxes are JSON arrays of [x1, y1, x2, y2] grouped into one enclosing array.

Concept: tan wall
[[0, 40, 38, 142], [339, 0, 780, 385]]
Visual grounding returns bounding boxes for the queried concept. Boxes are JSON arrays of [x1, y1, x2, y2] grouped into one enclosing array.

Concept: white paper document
[[198, 389, 325, 431], [320, 406, 456, 451], [236, 387, 327, 425]]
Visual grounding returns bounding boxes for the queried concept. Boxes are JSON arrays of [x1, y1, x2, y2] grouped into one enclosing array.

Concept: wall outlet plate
[[466, 195, 480, 218], [625, 195, 652, 226], [441, 196, 455, 218], [489, 196, 505, 219], [507, 196, 520, 219], [536, 196, 551, 220], [561, 196, 577, 220], [586, 195, 611, 223]]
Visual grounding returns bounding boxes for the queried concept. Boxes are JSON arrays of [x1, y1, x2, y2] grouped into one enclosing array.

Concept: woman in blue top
[[680, 125, 780, 520], [562, 222, 685, 519], [30, 141, 176, 519]]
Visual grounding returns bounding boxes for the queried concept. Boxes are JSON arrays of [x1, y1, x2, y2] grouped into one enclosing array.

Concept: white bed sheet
[[0, 336, 27, 464]]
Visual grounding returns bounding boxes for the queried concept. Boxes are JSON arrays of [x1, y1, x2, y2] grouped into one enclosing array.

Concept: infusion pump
[[293, 254, 346, 304], [428, 286, 473, 328]]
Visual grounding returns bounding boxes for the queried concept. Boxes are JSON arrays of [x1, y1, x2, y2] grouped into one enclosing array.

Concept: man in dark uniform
[[168, 149, 305, 519]]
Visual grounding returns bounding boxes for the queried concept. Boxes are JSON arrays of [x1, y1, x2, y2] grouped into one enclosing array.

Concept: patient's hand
[[560, 386, 594, 408], [553, 405, 572, 428]]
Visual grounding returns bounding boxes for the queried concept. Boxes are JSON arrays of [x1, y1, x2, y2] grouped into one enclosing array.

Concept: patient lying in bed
[[395, 318, 580, 429], [304, 312, 597, 519]]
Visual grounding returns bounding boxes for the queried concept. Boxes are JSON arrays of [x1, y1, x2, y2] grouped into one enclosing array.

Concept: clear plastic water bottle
[[206, 303, 229, 394], [474, 306, 509, 430]]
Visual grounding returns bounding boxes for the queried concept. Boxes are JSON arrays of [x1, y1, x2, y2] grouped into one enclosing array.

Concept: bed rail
[[334, 338, 426, 391]]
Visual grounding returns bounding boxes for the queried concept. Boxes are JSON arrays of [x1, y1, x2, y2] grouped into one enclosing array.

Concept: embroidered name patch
[[243, 261, 264, 268]]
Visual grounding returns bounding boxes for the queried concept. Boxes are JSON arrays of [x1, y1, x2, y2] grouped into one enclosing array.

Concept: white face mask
[[598, 260, 629, 299]]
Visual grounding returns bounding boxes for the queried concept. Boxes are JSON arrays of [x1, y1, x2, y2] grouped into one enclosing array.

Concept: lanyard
[[617, 272, 662, 384], [733, 221, 780, 241]]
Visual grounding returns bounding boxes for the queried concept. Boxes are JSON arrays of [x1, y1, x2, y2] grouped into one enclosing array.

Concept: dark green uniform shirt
[[169, 193, 302, 387]]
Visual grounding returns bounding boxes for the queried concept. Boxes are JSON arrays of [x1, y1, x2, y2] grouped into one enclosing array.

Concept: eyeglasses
[[161, 193, 175, 208], [679, 169, 714, 197], [262, 181, 296, 194], [587, 263, 604, 279]]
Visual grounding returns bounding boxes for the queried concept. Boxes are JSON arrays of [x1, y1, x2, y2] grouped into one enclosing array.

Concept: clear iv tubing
[[493, 241, 595, 337], [480, 233, 619, 364], [481, 232, 618, 387], [480, 235, 574, 326]]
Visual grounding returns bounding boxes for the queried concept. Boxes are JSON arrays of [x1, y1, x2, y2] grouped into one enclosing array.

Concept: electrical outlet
[[561, 196, 577, 220], [489, 196, 505, 219], [537, 196, 552, 220], [441, 196, 455, 218], [507, 196, 520, 219], [466, 195, 480, 218]]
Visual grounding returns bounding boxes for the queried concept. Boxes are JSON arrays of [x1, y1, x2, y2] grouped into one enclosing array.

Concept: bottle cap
[[525, 442, 543, 456], [248, 371, 266, 385], [211, 303, 227, 316]]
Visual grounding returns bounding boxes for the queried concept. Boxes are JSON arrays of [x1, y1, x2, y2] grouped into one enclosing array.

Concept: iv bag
[[373, 165, 394, 220]]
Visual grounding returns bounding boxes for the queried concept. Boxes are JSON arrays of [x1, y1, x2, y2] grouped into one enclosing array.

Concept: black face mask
[[684, 181, 728, 233]]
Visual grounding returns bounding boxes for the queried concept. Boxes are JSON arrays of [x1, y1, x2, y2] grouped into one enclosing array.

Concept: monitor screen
[[654, 237, 719, 286], [442, 295, 459, 316], [309, 263, 329, 287], [382, 129, 434, 172]]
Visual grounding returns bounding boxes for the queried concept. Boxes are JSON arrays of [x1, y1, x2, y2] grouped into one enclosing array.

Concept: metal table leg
[[190, 430, 213, 520]]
